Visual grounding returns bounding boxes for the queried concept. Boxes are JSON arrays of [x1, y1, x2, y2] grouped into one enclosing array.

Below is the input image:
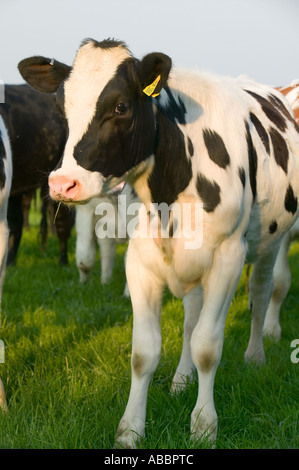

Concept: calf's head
[[18, 39, 172, 203]]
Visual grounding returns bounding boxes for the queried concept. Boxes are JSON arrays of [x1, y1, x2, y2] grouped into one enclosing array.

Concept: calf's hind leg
[[245, 245, 280, 362], [263, 226, 297, 341], [171, 285, 203, 393]]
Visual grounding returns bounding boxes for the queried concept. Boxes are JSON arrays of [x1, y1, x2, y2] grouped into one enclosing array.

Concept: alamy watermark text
[[95, 196, 204, 250]]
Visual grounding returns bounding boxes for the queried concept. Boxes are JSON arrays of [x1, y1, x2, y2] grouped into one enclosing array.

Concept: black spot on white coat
[[250, 112, 270, 154], [196, 173, 221, 213], [268, 93, 299, 132], [245, 121, 257, 200], [203, 129, 230, 168], [0, 129, 6, 190], [269, 127, 289, 174], [238, 167, 246, 188], [269, 221, 278, 234], [187, 136, 194, 157], [244, 90, 287, 132], [284, 185, 298, 214]]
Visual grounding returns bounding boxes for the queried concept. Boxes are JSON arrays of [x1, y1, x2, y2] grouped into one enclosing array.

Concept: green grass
[[0, 200, 298, 449]]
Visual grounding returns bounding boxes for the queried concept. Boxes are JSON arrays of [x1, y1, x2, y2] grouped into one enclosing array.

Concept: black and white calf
[[263, 81, 299, 340], [0, 116, 13, 411], [19, 39, 299, 447]]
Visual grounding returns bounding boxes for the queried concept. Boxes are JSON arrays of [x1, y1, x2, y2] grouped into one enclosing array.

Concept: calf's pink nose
[[49, 175, 80, 201]]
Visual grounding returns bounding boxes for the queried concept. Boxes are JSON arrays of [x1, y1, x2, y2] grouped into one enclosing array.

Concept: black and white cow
[[0, 116, 13, 412], [19, 39, 299, 448], [263, 81, 299, 340]]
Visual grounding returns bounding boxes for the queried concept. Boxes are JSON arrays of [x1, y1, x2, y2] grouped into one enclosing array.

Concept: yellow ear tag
[[143, 75, 161, 97]]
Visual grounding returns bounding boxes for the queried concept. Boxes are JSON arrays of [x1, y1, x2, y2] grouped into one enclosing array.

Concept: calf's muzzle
[[49, 174, 81, 202]]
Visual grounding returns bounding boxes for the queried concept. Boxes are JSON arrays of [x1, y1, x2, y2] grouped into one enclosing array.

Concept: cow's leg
[[245, 245, 280, 362], [115, 241, 164, 449], [0, 206, 9, 412], [40, 198, 49, 251], [123, 249, 130, 297], [75, 205, 96, 283], [21, 192, 32, 230], [7, 194, 23, 266], [263, 233, 292, 341], [0, 208, 9, 304], [171, 285, 203, 393], [0, 377, 8, 412], [97, 237, 117, 284], [190, 237, 246, 444], [54, 204, 74, 265]]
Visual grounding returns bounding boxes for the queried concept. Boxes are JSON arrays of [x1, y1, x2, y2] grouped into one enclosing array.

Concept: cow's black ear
[[139, 52, 172, 98], [18, 56, 71, 93]]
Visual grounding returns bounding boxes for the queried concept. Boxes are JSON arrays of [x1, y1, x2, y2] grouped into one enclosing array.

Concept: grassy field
[[0, 199, 298, 449]]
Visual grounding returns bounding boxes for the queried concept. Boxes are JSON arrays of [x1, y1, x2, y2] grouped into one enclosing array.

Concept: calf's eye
[[115, 102, 129, 114]]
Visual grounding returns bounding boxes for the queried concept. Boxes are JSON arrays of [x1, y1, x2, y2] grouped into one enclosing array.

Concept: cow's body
[[0, 115, 13, 411], [263, 80, 299, 340], [0, 84, 74, 265], [19, 39, 299, 447]]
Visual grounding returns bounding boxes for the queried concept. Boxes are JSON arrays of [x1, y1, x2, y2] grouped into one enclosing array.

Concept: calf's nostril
[[66, 181, 77, 192]]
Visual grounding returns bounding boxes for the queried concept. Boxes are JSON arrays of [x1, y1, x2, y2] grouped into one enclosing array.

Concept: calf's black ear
[[18, 56, 71, 93], [139, 52, 172, 98]]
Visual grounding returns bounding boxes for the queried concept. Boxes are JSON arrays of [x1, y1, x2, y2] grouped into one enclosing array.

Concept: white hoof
[[115, 417, 144, 449], [190, 407, 217, 447], [244, 347, 265, 364], [263, 322, 281, 342]]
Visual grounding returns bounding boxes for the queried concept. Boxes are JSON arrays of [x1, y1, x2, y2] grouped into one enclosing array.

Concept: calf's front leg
[[115, 241, 164, 449]]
